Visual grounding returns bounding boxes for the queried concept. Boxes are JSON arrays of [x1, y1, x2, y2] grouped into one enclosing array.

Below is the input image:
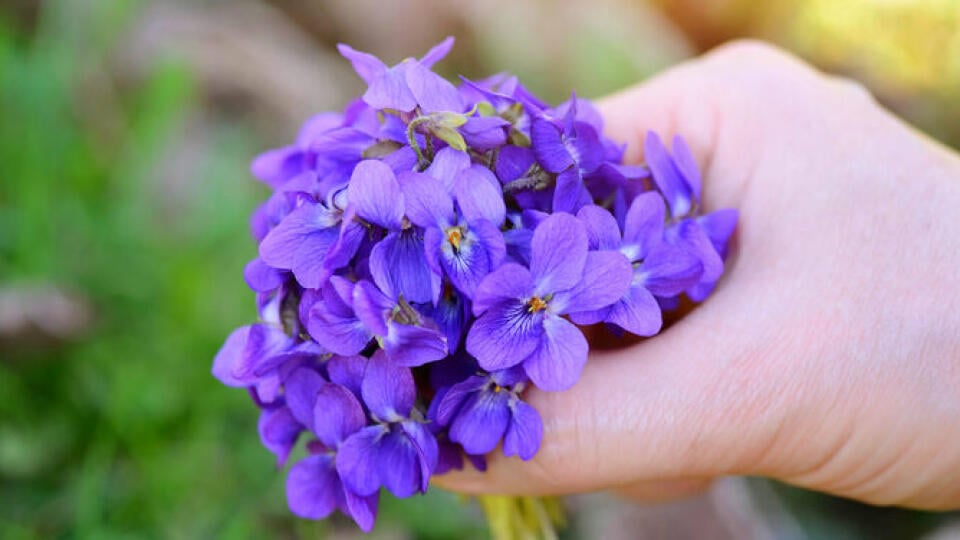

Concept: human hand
[[435, 40, 960, 510]]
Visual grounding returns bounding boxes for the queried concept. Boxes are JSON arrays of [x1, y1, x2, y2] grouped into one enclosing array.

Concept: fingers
[[611, 478, 714, 503], [595, 40, 831, 213]]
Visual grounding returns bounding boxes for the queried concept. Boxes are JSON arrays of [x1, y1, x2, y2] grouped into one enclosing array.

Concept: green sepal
[[433, 126, 468, 151], [477, 101, 498, 117]]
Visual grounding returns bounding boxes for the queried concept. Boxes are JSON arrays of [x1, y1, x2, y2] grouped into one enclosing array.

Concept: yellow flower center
[[527, 296, 548, 313], [446, 227, 463, 250]]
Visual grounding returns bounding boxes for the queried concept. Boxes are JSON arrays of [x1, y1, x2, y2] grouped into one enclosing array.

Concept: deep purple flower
[[494, 144, 556, 212], [433, 366, 543, 460], [570, 196, 703, 336], [336, 352, 439, 498], [259, 406, 302, 467], [401, 166, 506, 297], [352, 278, 448, 367], [306, 276, 372, 356], [644, 132, 738, 287], [465, 213, 632, 391], [285, 369, 378, 531], [684, 208, 739, 301], [214, 35, 741, 532], [420, 283, 471, 351], [530, 96, 605, 213], [348, 159, 440, 304]]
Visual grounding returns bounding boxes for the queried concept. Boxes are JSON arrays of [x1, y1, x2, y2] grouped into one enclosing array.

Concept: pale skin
[[435, 40, 960, 510]]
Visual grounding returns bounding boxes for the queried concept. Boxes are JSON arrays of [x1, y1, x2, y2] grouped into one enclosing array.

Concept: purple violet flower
[[336, 352, 439, 498], [352, 278, 448, 367], [285, 370, 379, 531], [211, 322, 322, 404], [420, 283, 471, 351], [348, 159, 440, 304], [306, 276, 372, 356], [433, 366, 543, 460], [465, 213, 632, 391], [258, 406, 302, 467], [644, 132, 739, 289], [530, 96, 606, 213], [570, 196, 703, 336], [250, 112, 343, 189], [401, 166, 506, 297], [258, 191, 350, 289], [338, 37, 463, 114]]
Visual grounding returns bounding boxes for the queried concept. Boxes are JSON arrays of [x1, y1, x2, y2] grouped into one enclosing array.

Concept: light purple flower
[[338, 37, 463, 113], [251, 113, 343, 189], [243, 257, 286, 293], [459, 74, 548, 137], [258, 193, 349, 289], [459, 116, 510, 151], [211, 323, 322, 404], [644, 131, 701, 219], [684, 208, 739, 301]]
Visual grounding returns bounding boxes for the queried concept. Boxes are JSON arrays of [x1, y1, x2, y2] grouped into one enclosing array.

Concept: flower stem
[[477, 495, 565, 540], [406, 116, 430, 168]]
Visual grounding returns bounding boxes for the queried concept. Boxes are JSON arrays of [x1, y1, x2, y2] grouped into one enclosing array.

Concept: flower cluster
[[212, 37, 737, 532]]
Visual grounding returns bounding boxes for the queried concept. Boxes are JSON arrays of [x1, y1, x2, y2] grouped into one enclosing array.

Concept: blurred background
[[1, 1, 958, 538]]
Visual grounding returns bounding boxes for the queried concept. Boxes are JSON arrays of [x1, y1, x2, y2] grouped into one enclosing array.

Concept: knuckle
[[522, 449, 569, 492], [703, 39, 796, 68], [697, 39, 822, 102]]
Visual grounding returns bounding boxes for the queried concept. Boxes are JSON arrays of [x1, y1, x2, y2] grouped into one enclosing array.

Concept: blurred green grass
[[0, 3, 483, 538]]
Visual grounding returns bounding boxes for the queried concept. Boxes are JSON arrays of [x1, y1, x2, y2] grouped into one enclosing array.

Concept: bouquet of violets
[[212, 37, 737, 537]]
